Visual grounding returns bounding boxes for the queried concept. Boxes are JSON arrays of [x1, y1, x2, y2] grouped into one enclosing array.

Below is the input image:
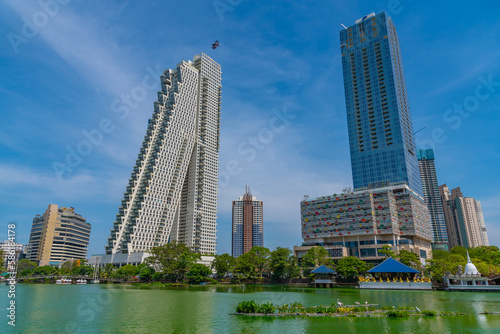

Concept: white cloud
[[0, 163, 124, 204], [5, 0, 136, 95]]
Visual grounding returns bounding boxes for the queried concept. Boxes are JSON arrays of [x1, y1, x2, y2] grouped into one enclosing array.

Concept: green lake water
[[1, 284, 500, 333]]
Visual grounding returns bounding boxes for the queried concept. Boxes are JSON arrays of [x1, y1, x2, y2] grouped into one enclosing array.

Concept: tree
[[211, 253, 235, 278], [397, 250, 420, 268], [17, 259, 37, 276], [102, 264, 115, 279], [336, 256, 368, 281], [248, 246, 271, 277], [187, 263, 212, 283], [0, 249, 4, 272], [270, 247, 299, 281], [116, 264, 138, 280], [301, 246, 330, 276], [378, 245, 395, 258], [450, 245, 467, 257], [234, 252, 257, 279], [233, 246, 271, 279], [146, 241, 201, 282], [469, 246, 500, 266], [134, 263, 155, 282], [71, 265, 94, 276], [33, 265, 57, 276], [152, 272, 164, 282]]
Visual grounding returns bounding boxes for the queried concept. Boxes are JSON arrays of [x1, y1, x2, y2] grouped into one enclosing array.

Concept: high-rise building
[[439, 185, 489, 248], [340, 12, 422, 197], [417, 149, 448, 250], [296, 12, 434, 264], [26, 204, 91, 266], [232, 186, 263, 257], [105, 53, 221, 257], [474, 201, 490, 246]]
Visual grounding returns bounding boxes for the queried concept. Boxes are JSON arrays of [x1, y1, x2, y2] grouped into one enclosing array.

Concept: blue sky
[[1, 0, 499, 256]]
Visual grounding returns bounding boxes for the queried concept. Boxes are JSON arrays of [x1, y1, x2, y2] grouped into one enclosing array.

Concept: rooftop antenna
[[340, 23, 348, 29]]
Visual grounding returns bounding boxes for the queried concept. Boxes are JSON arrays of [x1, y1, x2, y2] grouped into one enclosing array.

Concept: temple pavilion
[[311, 265, 337, 288], [359, 257, 432, 290]]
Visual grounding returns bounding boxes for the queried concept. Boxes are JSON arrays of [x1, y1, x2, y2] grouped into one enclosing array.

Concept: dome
[[464, 251, 480, 276]]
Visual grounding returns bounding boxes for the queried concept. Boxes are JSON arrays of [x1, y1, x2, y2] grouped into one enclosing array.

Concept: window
[[420, 249, 427, 259], [360, 248, 376, 257]]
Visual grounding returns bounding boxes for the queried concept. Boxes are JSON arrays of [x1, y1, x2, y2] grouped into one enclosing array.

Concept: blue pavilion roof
[[367, 257, 419, 273], [311, 265, 337, 274]]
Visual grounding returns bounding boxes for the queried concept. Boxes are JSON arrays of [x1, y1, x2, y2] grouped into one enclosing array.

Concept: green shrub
[[316, 305, 329, 314], [421, 310, 437, 316], [336, 307, 353, 314], [290, 301, 304, 309], [386, 310, 409, 317], [257, 301, 276, 314], [207, 278, 218, 284], [236, 300, 258, 313]]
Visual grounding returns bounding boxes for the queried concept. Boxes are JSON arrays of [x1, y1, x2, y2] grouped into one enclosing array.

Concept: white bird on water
[[337, 298, 344, 307], [355, 302, 361, 306], [416, 306, 421, 313]]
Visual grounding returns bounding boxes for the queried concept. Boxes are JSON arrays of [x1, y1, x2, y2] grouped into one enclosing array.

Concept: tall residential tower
[[340, 12, 422, 197], [439, 185, 489, 249], [417, 149, 448, 250], [232, 186, 263, 257], [106, 53, 221, 257], [296, 12, 433, 264]]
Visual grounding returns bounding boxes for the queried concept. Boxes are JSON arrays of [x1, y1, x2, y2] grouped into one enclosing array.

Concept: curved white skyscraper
[[106, 53, 221, 256]]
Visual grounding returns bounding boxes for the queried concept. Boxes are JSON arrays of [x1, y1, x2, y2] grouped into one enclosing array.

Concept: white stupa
[[443, 251, 499, 290], [464, 251, 480, 276]]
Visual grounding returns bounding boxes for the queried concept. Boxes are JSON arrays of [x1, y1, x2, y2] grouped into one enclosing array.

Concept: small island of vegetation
[[233, 300, 463, 318]]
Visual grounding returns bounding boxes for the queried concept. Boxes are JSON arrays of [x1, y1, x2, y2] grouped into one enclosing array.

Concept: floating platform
[[359, 281, 432, 290]]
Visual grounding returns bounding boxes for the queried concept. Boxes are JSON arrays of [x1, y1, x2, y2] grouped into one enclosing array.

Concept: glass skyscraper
[[295, 12, 434, 264], [340, 12, 422, 197], [417, 149, 448, 250]]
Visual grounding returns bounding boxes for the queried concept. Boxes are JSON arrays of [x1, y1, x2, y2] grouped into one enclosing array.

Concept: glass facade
[[417, 149, 449, 249], [340, 11, 423, 197]]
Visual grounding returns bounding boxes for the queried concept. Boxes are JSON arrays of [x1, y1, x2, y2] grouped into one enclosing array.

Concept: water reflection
[[1, 284, 499, 333]]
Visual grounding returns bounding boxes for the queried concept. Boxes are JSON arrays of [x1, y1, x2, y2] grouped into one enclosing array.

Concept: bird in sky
[[211, 40, 221, 49]]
